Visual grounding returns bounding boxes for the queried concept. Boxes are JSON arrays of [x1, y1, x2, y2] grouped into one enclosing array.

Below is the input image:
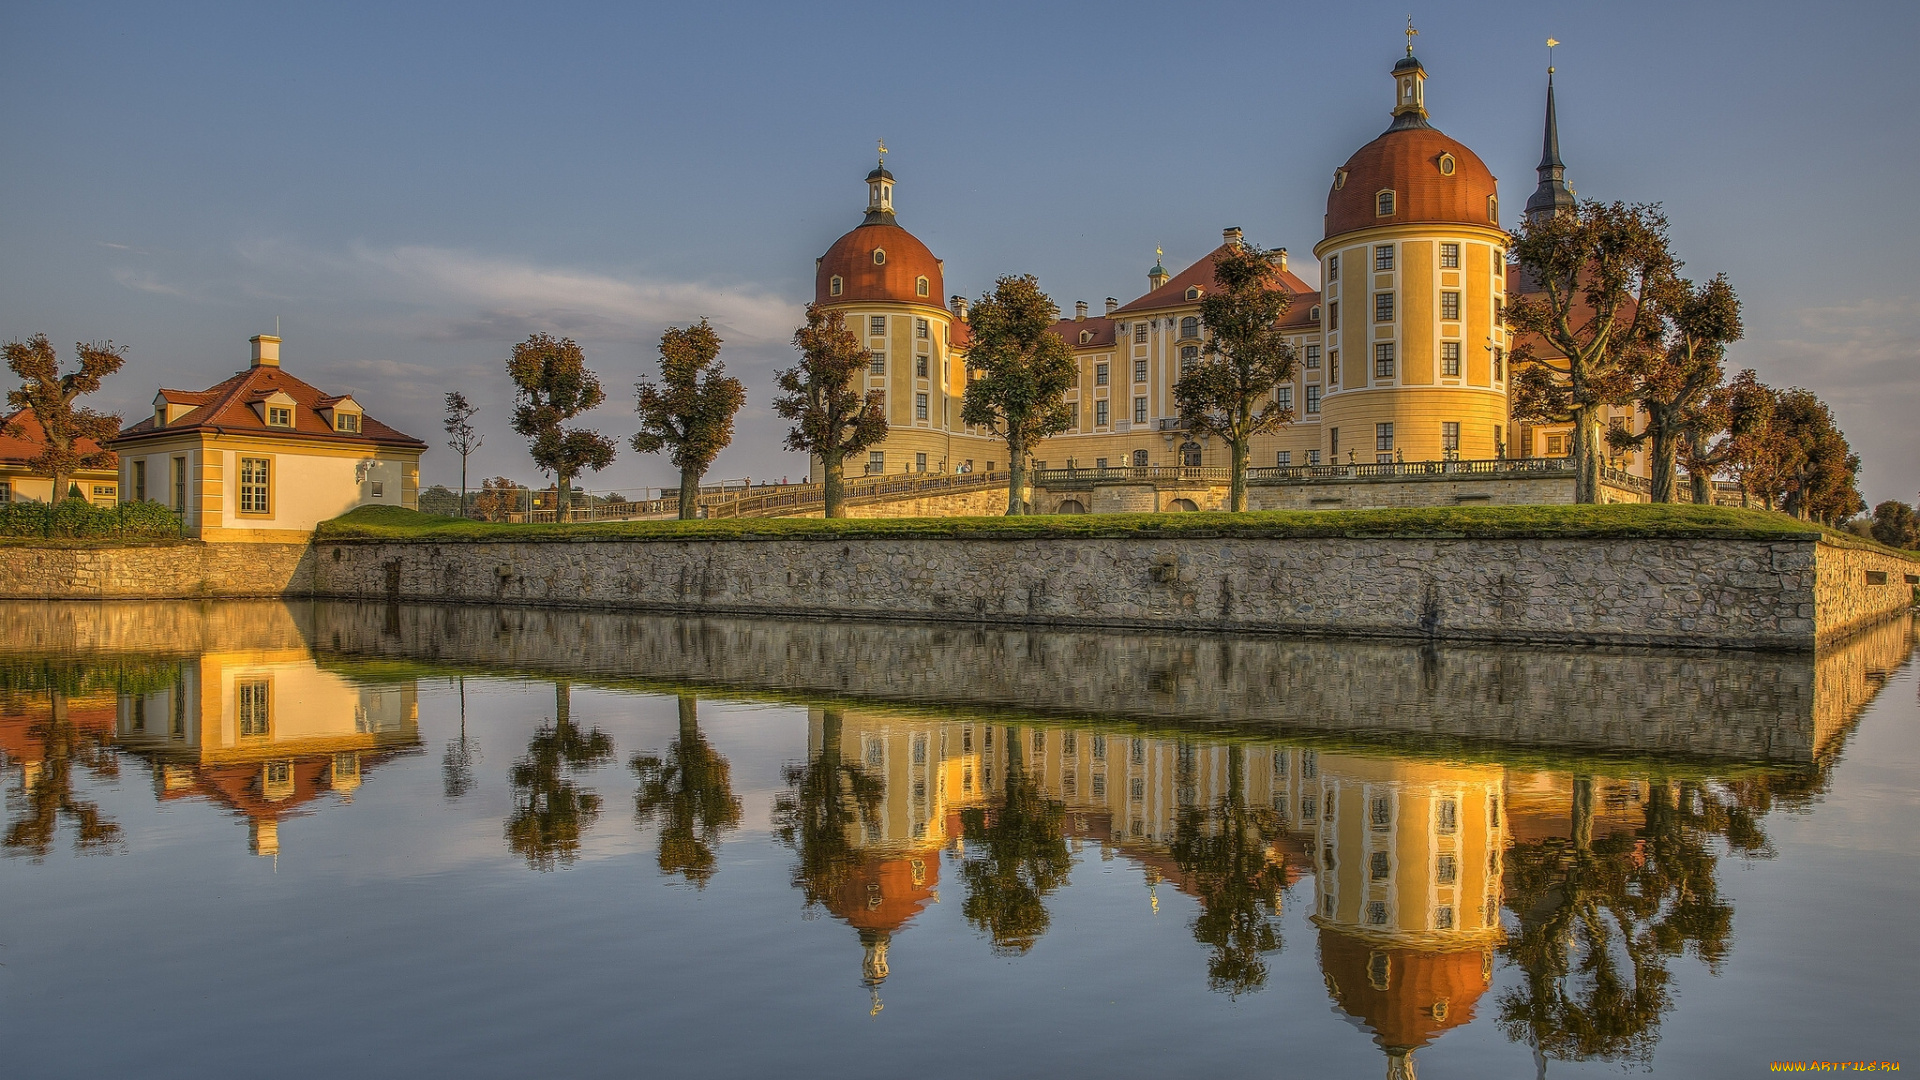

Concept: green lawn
[[314, 501, 1902, 549]]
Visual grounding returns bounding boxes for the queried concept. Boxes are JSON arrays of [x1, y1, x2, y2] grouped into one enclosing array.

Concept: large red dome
[[815, 221, 944, 307], [1326, 125, 1501, 239]]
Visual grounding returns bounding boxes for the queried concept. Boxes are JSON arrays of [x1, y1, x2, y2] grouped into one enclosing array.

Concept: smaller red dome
[[816, 221, 944, 307], [1326, 126, 1500, 240]]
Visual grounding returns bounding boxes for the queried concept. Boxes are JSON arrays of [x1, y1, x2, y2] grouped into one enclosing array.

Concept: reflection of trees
[[442, 675, 481, 799], [957, 729, 1071, 955], [772, 709, 884, 906], [1497, 775, 1738, 1073], [4, 690, 123, 860], [632, 692, 741, 887], [1168, 744, 1289, 995], [505, 681, 614, 871]]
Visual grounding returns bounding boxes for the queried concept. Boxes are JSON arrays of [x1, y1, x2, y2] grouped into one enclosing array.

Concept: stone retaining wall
[[1814, 541, 1920, 641], [0, 542, 313, 599], [306, 531, 1912, 650]]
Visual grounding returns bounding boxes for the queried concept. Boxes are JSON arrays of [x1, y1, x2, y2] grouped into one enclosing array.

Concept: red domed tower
[[812, 154, 994, 478], [1312, 44, 1513, 465]]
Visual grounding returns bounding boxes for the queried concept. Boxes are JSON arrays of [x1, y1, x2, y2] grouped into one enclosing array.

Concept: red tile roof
[[0, 408, 117, 468], [1113, 243, 1316, 316], [1049, 314, 1117, 349], [113, 364, 426, 449]]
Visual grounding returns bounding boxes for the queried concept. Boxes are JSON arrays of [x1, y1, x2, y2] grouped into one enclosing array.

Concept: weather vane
[[1405, 16, 1419, 55], [1546, 37, 1559, 73], [877, 139, 887, 168]]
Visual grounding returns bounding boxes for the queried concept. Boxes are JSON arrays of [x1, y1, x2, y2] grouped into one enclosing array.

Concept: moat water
[[2, 601, 1916, 1079]]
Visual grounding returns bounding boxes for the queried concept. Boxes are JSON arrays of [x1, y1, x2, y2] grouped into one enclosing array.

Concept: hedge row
[[0, 498, 187, 540]]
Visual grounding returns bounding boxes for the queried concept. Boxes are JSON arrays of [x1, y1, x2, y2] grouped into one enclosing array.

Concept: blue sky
[[3, 0, 1915, 503]]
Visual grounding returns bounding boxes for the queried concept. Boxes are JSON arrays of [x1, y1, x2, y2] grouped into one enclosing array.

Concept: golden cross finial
[[1405, 16, 1419, 55]]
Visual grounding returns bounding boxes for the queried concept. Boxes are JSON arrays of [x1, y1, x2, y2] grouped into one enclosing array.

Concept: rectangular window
[[915, 318, 929, 339], [1492, 346, 1504, 381], [1375, 343, 1395, 379], [1134, 358, 1147, 383], [1370, 794, 1392, 829], [869, 352, 885, 376], [267, 405, 292, 427], [1440, 341, 1462, 377], [915, 452, 927, 473], [1440, 291, 1460, 320], [1095, 362, 1108, 386], [133, 460, 147, 502], [1328, 301, 1338, 330], [1327, 254, 1339, 281], [1305, 385, 1321, 414], [1308, 449, 1320, 466], [239, 457, 271, 515], [1274, 385, 1292, 411], [1367, 901, 1388, 926], [1440, 242, 1460, 268], [1094, 458, 1107, 471], [1437, 852, 1458, 885], [1330, 428, 1339, 459], [1546, 433, 1567, 456], [1375, 244, 1394, 271], [1134, 323, 1148, 344], [237, 679, 270, 737], [172, 457, 188, 510], [1134, 397, 1147, 424], [1375, 292, 1394, 323], [335, 412, 360, 433], [1370, 850, 1391, 880], [868, 451, 884, 474], [1376, 422, 1394, 452], [915, 354, 928, 378], [1276, 451, 1291, 466], [370, 480, 384, 499], [0, 480, 10, 503], [1438, 798, 1458, 834], [1305, 344, 1320, 369], [914, 393, 928, 420], [1442, 421, 1460, 453], [870, 316, 886, 336], [1095, 399, 1109, 426], [1180, 346, 1199, 373]]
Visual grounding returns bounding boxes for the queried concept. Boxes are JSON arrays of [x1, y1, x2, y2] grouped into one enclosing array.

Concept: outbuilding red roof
[[0, 408, 117, 468], [113, 364, 426, 449]]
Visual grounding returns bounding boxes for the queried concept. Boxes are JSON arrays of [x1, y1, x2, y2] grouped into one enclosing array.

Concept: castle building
[[812, 47, 1648, 488]]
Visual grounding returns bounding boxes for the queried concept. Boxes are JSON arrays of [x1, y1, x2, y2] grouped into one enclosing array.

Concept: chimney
[[250, 334, 281, 368], [1277, 247, 1288, 272], [1105, 297, 1118, 315], [949, 295, 969, 320], [1074, 301, 1088, 321], [1223, 226, 1244, 247]]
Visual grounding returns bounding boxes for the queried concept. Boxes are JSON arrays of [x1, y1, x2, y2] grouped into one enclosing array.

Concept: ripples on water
[[1, 601, 1915, 1079]]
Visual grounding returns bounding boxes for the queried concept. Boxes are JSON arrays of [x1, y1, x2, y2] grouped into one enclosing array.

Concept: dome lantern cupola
[[1390, 20, 1430, 130], [865, 141, 896, 225]]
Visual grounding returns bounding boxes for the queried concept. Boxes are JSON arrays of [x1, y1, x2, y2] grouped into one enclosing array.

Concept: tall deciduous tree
[[633, 319, 746, 520], [442, 391, 482, 518], [506, 334, 615, 518], [959, 276, 1076, 514], [4, 334, 125, 501], [774, 305, 888, 518], [1869, 500, 1919, 550], [1606, 274, 1743, 501], [1167, 744, 1289, 995], [1743, 388, 1863, 523], [957, 728, 1071, 954], [1678, 368, 1773, 506], [1508, 202, 1674, 503], [1175, 243, 1299, 512]]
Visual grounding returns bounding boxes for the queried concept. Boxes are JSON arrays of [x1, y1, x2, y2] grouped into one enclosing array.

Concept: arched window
[[1168, 497, 1199, 511], [1180, 316, 1199, 338], [830, 275, 843, 297], [1333, 169, 1348, 190], [873, 248, 886, 265], [1056, 499, 1087, 515], [1310, 304, 1321, 322], [1376, 190, 1396, 216], [915, 275, 929, 297], [1487, 195, 1499, 224]]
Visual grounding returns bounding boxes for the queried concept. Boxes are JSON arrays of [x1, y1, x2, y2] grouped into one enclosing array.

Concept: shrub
[[0, 497, 186, 540]]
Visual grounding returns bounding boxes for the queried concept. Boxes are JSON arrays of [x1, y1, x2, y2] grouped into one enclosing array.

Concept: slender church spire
[[1525, 57, 1576, 221]]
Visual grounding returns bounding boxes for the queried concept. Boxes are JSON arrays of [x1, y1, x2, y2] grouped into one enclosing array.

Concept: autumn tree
[[442, 391, 482, 517], [1740, 388, 1863, 523], [1869, 500, 1919, 550], [506, 334, 615, 518], [1606, 275, 1742, 502], [772, 709, 886, 908], [631, 692, 742, 888], [633, 319, 746, 520], [773, 305, 888, 518], [4, 334, 125, 501], [1678, 369, 1773, 506], [1174, 243, 1299, 512], [1167, 744, 1290, 995], [960, 276, 1077, 514], [1508, 202, 1674, 503]]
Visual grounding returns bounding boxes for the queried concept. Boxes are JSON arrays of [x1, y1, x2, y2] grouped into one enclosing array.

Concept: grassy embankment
[[315, 501, 1907, 549]]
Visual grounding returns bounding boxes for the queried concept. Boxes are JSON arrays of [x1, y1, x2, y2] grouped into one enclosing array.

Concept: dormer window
[[1079, 330, 1094, 345], [1310, 305, 1322, 322], [1184, 286, 1203, 302], [1437, 153, 1456, 176], [1333, 169, 1348, 190], [873, 249, 886, 265], [915, 275, 929, 297], [268, 406, 293, 428], [1488, 195, 1499, 224], [334, 412, 361, 433], [830, 275, 844, 297], [1376, 190, 1396, 217]]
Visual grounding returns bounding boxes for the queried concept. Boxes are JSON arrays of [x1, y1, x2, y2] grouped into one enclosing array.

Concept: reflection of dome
[[1319, 927, 1492, 1058], [823, 854, 938, 1014], [1325, 55, 1500, 240]]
